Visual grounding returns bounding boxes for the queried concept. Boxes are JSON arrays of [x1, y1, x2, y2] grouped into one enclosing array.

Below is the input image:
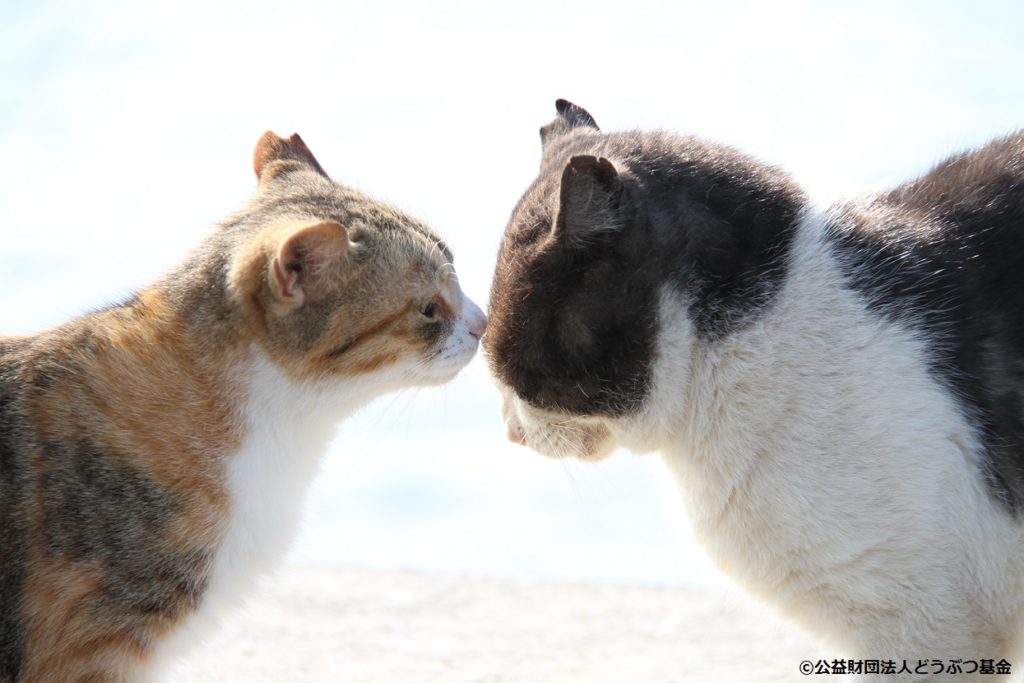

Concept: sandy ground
[[167, 566, 821, 683]]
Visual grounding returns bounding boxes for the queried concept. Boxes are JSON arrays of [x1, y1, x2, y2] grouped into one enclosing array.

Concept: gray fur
[[0, 342, 27, 681]]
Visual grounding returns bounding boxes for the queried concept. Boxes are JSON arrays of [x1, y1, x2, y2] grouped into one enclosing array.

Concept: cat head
[[227, 132, 486, 391], [485, 100, 802, 459]]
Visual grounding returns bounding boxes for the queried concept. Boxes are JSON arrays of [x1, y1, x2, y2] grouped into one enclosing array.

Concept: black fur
[[827, 131, 1024, 512], [487, 100, 804, 416], [539, 99, 599, 146]]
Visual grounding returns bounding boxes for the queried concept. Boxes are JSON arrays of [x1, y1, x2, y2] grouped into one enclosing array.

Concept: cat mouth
[[507, 421, 615, 461], [500, 391, 615, 459]]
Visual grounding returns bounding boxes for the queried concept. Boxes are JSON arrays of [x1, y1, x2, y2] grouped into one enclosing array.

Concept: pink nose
[[506, 425, 527, 446], [469, 314, 487, 340]]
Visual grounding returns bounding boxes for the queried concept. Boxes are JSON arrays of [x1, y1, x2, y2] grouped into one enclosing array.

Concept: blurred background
[[3, 0, 1023, 591]]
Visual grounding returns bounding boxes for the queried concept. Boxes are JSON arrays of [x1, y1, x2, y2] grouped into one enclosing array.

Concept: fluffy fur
[[0, 132, 486, 682], [486, 100, 1024, 680]]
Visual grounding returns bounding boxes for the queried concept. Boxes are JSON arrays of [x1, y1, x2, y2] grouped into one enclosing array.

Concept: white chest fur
[[636, 211, 1024, 663], [154, 348, 393, 679], [211, 351, 343, 600]]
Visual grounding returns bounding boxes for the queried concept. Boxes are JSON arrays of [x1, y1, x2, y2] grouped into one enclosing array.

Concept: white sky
[[2, 0, 1023, 587]]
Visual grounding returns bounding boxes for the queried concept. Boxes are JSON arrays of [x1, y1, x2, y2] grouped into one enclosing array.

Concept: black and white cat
[[485, 99, 1024, 679]]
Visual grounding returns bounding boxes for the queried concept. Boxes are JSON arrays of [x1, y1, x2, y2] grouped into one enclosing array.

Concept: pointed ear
[[270, 220, 350, 313], [540, 99, 600, 148], [253, 131, 329, 182], [552, 156, 624, 247]]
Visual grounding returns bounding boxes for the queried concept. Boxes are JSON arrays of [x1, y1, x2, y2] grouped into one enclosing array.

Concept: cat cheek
[[432, 327, 477, 375]]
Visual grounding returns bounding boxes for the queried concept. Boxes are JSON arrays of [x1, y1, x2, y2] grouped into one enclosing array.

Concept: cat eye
[[421, 302, 440, 320]]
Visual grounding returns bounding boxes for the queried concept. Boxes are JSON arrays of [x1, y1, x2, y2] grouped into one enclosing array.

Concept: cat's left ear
[[552, 155, 625, 247], [270, 220, 350, 313], [253, 131, 329, 183], [540, 99, 600, 149]]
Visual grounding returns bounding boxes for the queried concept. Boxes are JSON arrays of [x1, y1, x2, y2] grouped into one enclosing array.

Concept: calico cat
[[486, 99, 1024, 680], [0, 132, 486, 682]]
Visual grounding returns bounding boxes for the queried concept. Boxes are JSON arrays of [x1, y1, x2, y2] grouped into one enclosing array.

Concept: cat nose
[[506, 424, 527, 446], [469, 314, 487, 340], [463, 298, 487, 340]]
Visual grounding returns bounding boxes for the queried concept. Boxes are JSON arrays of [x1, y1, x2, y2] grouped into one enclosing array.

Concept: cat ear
[[253, 131, 329, 182], [270, 220, 350, 312], [540, 99, 600, 148], [552, 155, 623, 247]]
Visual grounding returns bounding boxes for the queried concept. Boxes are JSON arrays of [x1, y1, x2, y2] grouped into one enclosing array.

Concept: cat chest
[[671, 415, 1000, 606], [209, 411, 332, 593], [208, 352, 347, 584], [152, 356, 354, 674]]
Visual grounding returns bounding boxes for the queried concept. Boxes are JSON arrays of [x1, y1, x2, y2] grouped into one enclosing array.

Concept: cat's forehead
[[254, 176, 449, 248], [349, 206, 449, 252], [256, 182, 453, 268], [354, 214, 453, 282]]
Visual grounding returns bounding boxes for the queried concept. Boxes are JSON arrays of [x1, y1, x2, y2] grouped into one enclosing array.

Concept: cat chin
[[406, 347, 480, 387], [522, 423, 616, 461], [411, 367, 469, 388], [500, 389, 616, 460]]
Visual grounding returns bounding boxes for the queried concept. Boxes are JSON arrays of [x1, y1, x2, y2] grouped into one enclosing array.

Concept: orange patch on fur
[[347, 351, 401, 374], [23, 290, 239, 562], [302, 304, 421, 378], [19, 557, 153, 681], [324, 306, 413, 358], [88, 292, 240, 502]]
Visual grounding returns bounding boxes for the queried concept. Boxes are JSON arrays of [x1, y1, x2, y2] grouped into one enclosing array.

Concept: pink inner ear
[[253, 131, 288, 180], [270, 220, 348, 308], [273, 255, 300, 299], [252, 131, 328, 180]]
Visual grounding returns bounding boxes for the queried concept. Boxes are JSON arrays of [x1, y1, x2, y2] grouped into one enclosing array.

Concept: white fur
[[154, 288, 484, 680], [506, 210, 1024, 680], [210, 350, 397, 601]]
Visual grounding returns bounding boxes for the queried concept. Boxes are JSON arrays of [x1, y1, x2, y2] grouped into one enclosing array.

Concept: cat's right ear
[[268, 221, 351, 313], [228, 220, 352, 317], [552, 155, 624, 247], [540, 99, 600, 149], [253, 131, 329, 183]]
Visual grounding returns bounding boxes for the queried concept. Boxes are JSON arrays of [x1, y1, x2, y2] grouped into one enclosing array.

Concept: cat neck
[[47, 265, 392, 481]]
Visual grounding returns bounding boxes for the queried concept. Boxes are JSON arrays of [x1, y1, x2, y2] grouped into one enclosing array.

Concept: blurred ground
[[168, 566, 820, 683]]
